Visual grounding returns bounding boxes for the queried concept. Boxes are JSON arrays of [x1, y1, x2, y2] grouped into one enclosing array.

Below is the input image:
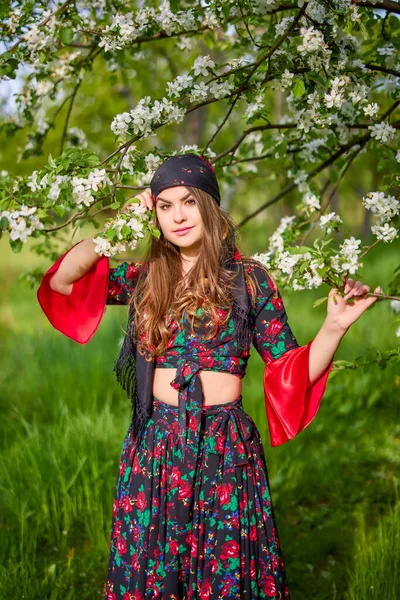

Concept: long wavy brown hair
[[130, 186, 262, 359]]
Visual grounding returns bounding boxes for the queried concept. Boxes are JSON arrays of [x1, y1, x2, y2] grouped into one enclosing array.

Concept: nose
[[173, 205, 187, 222]]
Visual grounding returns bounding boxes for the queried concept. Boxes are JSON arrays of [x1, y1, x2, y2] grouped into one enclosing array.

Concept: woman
[[37, 154, 380, 599]]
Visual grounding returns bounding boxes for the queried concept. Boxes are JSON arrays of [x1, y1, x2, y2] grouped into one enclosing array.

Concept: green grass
[[0, 238, 399, 599]]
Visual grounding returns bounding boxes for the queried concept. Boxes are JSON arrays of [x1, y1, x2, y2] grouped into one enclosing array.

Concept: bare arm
[[308, 317, 345, 383], [49, 238, 101, 295], [308, 276, 381, 382]]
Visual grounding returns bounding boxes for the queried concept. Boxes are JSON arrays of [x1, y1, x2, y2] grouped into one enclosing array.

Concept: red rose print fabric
[[37, 250, 333, 599]]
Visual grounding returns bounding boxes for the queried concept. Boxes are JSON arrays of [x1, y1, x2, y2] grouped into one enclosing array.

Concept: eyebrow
[[157, 191, 192, 204]]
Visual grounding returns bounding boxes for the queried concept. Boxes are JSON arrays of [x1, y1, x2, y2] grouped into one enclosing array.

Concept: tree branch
[[238, 100, 399, 227]]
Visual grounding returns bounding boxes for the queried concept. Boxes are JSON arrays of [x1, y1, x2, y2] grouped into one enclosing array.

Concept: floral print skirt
[[105, 394, 290, 599]]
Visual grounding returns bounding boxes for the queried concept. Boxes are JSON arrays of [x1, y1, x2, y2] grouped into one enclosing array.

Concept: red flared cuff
[[263, 340, 333, 446], [37, 241, 110, 344]]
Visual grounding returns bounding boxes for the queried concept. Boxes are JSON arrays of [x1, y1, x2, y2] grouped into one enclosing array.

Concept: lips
[[173, 226, 194, 233]]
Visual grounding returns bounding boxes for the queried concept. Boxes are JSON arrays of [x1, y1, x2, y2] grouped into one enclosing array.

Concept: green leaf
[[0, 216, 9, 231], [59, 27, 74, 45], [105, 228, 117, 241], [292, 79, 306, 98], [313, 296, 328, 308], [121, 224, 132, 238], [150, 226, 161, 239], [52, 205, 65, 217], [0, 57, 19, 79], [110, 202, 120, 210], [290, 246, 312, 255], [10, 239, 23, 253], [48, 154, 57, 169], [115, 189, 125, 203], [359, 21, 368, 41]]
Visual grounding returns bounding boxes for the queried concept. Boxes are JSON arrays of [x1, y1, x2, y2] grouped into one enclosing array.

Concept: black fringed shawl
[[113, 246, 251, 444]]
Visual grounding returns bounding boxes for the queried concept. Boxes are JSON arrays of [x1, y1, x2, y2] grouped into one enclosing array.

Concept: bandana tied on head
[[150, 153, 220, 205], [114, 153, 251, 444]]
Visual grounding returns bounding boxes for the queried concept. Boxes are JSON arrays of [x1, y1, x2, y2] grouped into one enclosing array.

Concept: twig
[[300, 142, 366, 245], [42, 193, 113, 232], [201, 93, 241, 154], [59, 79, 82, 154]]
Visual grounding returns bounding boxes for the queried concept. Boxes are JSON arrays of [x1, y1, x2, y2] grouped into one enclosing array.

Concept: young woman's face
[[155, 186, 204, 250]]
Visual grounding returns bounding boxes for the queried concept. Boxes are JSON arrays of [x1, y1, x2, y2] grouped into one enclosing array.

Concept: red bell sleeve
[[37, 242, 145, 345], [37, 242, 110, 345], [263, 341, 333, 446], [247, 260, 333, 446]]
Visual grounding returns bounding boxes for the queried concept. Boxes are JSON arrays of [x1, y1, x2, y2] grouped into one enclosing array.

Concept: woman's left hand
[[326, 278, 381, 332]]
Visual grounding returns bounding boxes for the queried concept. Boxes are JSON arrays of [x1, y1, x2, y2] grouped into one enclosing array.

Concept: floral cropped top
[[107, 259, 300, 378], [37, 242, 333, 446]]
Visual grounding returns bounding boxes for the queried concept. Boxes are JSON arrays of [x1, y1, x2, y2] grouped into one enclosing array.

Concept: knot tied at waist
[[169, 358, 203, 461], [156, 357, 256, 559], [168, 357, 254, 465]]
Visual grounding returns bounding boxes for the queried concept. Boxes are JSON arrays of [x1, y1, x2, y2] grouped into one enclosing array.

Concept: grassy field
[[0, 238, 399, 599]]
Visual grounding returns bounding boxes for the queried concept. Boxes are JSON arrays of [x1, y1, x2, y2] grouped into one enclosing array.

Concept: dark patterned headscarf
[[150, 153, 220, 205], [113, 153, 251, 443]]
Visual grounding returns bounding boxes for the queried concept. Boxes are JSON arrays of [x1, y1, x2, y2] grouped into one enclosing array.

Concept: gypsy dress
[[37, 245, 333, 600]]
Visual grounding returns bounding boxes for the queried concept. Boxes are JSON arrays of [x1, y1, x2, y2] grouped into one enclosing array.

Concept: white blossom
[[370, 222, 398, 242], [191, 55, 215, 77], [144, 153, 162, 172], [110, 112, 132, 137], [126, 217, 145, 235], [188, 82, 209, 102], [209, 81, 234, 99], [48, 175, 69, 202], [251, 252, 273, 269], [319, 212, 343, 233], [166, 74, 193, 98], [1, 205, 44, 243], [362, 191, 399, 222], [93, 236, 112, 256], [363, 103, 379, 118], [302, 192, 321, 211], [275, 17, 295, 37], [368, 121, 396, 144], [35, 80, 53, 97]]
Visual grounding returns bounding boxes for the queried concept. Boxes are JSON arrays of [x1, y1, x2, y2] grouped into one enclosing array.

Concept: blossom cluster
[[331, 237, 363, 275], [93, 203, 154, 258], [111, 96, 186, 139], [26, 168, 112, 210], [297, 25, 331, 70], [362, 191, 399, 242], [71, 169, 111, 209], [98, 3, 200, 53], [0, 205, 44, 243], [110, 55, 234, 141]]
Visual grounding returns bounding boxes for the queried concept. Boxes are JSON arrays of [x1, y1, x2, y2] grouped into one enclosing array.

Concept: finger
[[143, 190, 154, 210], [353, 282, 367, 296], [343, 278, 355, 294], [329, 288, 342, 305], [362, 286, 381, 307], [343, 286, 357, 301]]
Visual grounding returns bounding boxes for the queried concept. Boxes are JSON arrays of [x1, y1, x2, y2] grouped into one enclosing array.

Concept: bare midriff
[[153, 367, 242, 407]]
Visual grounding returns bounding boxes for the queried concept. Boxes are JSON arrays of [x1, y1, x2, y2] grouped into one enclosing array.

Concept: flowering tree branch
[[0, 0, 399, 337]]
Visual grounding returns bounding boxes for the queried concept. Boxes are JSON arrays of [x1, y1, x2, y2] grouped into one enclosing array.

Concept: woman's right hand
[[123, 188, 154, 212]]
